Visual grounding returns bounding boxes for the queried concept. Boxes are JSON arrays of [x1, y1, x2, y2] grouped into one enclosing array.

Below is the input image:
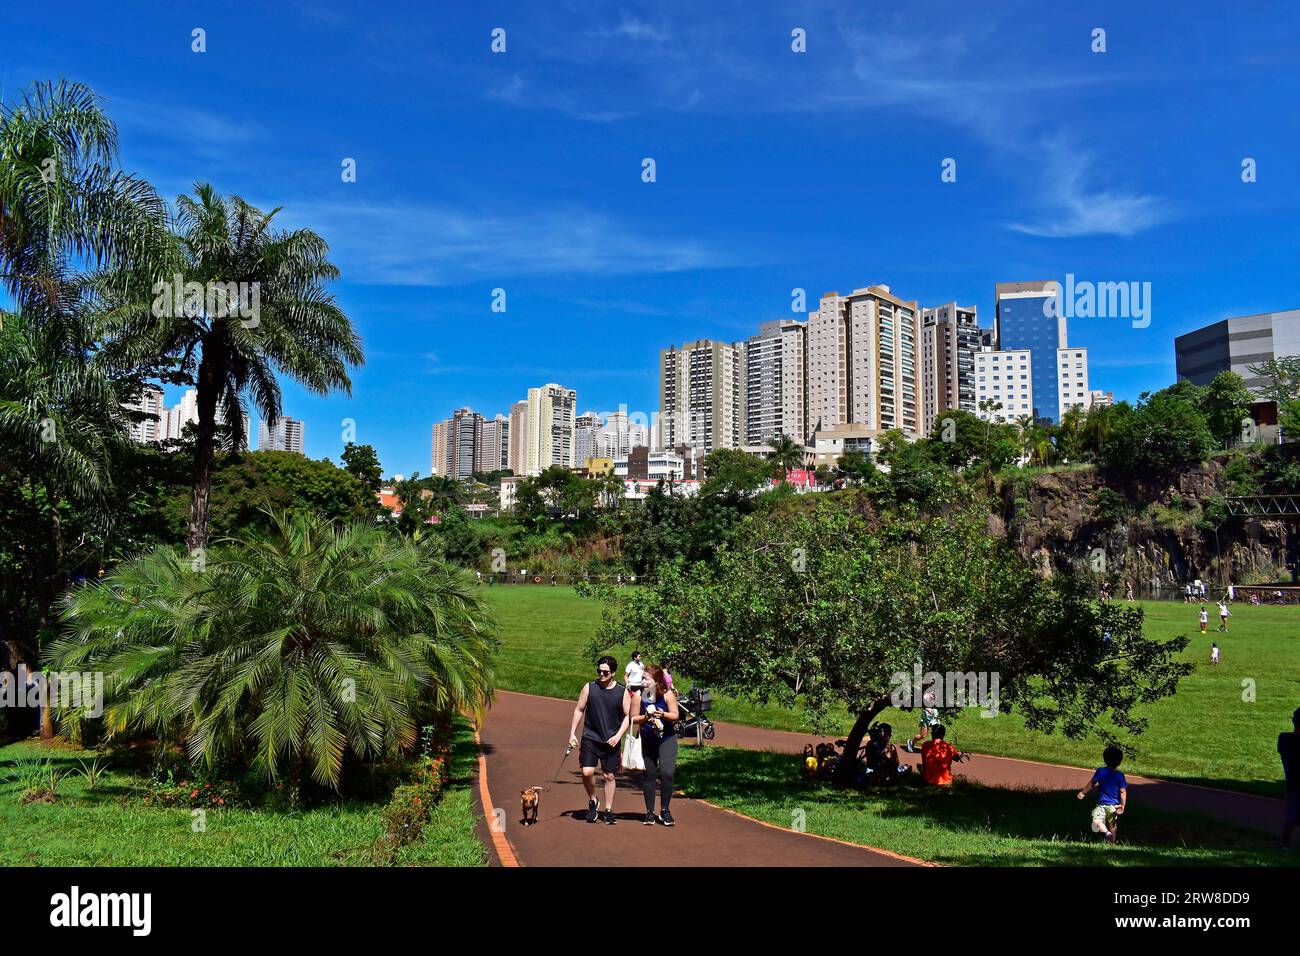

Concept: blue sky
[[5, 1, 1298, 476]]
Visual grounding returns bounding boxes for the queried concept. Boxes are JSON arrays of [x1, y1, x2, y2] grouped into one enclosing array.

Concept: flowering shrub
[[379, 757, 447, 850], [142, 767, 238, 809]]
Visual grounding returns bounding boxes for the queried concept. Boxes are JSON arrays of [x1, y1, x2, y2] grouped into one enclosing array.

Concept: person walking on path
[[569, 656, 632, 825], [633, 664, 680, 826], [621, 651, 647, 773], [1280, 707, 1300, 850], [1077, 745, 1127, 844], [624, 651, 646, 701]]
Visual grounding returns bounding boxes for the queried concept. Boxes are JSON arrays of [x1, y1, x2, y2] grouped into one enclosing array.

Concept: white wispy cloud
[[1007, 140, 1173, 239], [278, 200, 733, 286]]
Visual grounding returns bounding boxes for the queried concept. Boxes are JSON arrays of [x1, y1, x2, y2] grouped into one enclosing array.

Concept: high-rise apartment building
[[431, 420, 448, 475], [599, 407, 650, 458], [658, 339, 745, 453], [124, 386, 166, 443], [478, 414, 510, 473], [921, 303, 979, 434], [448, 407, 483, 479], [508, 400, 528, 474], [745, 319, 807, 445], [430, 408, 485, 478], [574, 412, 603, 467], [994, 281, 1068, 423], [1174, 309, 1300, 390], [258, 416, 305, 454], [124, 387, 232, 444], [807, 285, 922, 438], [525, 383, 577, 475]]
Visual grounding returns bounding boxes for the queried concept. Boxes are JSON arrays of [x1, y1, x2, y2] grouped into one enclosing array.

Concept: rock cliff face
[[996, 461, 1294, 590]]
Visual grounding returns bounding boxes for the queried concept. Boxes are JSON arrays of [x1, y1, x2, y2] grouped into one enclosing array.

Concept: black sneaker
[[658, 809, 675, 827], [601, 810, 616, 825], [586, 800, 599, 823], [643, 812, 657, 825]]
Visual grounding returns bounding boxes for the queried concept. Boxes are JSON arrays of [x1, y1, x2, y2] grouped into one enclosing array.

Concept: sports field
[[483, 586, 1298, 798]]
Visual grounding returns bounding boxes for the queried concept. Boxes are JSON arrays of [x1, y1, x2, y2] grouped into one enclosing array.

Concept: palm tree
[[426, 475, 462, 511], [52, 510, 497, 791], [1081, 404, 1114, 460], [104, 185, 363, 551], [768, 433, 804, 480], [0, 80, 166, 733], [1, 80, 167, 313]]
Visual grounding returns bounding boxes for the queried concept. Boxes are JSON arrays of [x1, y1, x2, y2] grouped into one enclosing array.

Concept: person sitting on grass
[[1077, 744, 1127, 844], [919, 723, 962, 786], [864, 722, 908, 784]]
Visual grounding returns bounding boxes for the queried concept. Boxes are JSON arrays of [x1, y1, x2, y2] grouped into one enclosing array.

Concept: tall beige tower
[[806, 285, 922, 437], [657, 339, 745, 453], [524, 384, 577, 475], [508, 400, 528, 474]]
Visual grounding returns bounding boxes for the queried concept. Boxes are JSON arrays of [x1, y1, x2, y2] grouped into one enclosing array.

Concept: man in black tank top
[[568, 655, 632, 824]]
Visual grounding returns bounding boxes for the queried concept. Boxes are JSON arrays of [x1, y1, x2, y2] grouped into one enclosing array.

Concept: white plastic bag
[[621, 730, 644, 771]]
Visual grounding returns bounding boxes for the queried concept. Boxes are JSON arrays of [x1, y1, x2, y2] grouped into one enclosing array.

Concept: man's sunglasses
[[597, 668, 612, 676]]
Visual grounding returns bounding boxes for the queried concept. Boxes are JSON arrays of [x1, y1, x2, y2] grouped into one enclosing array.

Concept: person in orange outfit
[[920, 724, 962, 785]]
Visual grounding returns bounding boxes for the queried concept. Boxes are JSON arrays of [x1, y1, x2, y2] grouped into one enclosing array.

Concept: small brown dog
[[520, 786, 545, 825]]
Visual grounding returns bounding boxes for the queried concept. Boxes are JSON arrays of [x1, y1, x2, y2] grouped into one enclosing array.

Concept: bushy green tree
[[1097, 392, 1215, 477], [701, 448, 772, 495], [1202, 371, 1255, 446], [598, 503, 1190, 785]]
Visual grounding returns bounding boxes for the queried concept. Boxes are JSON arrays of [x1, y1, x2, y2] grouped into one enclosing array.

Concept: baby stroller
[[675, 686, 715, 741]]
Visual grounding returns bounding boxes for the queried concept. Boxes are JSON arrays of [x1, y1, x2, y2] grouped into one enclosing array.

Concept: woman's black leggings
[[642, 734, 678, 814]]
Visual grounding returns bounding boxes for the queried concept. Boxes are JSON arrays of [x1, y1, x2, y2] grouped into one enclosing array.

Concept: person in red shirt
[[920, 724, 962, 785]]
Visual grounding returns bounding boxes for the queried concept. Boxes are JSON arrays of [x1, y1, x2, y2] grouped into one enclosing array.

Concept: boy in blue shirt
[[1077, 745, 1127, 844]]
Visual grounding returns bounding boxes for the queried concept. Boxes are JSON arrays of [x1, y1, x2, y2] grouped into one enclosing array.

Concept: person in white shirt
[[1217, 602, 1231, 632], [624, 651, 646, 700], [1199, 606, 1209, 633]]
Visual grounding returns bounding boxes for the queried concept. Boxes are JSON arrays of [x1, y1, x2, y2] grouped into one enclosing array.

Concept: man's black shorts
[[580, 737, 621, 773]]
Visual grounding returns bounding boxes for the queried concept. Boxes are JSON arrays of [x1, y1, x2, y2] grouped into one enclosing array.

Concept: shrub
[[52, 510, 497, 793]]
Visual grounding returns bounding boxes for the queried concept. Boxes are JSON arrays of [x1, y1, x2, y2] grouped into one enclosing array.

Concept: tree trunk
[[39, 479, 63, 741], [187, 345, 224, 553], [831, 695, 892, 786]]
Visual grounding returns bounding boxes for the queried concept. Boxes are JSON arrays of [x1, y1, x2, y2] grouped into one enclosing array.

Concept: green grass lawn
[[0, 723, 486, 867], [485, 586, 1299, 797], [674, 745, 1296, 867]]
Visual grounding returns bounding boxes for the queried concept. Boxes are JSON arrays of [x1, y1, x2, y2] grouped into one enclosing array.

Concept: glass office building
[[994, 281, 1067, 423]]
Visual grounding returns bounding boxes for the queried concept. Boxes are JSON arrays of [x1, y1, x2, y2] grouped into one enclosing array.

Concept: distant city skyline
[[11, 3, 1296, 475]]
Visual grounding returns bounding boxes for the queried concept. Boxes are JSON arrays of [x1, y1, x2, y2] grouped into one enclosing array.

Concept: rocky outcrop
[[998, 461, 1293, 589]]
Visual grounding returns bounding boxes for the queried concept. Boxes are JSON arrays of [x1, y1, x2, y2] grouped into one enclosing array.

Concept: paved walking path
[[475, 691, 920, 867], [476, 690, 1282, 866]]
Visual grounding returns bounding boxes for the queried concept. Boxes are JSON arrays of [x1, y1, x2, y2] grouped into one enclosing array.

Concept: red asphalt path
[[476, 690, 1282, 866]]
